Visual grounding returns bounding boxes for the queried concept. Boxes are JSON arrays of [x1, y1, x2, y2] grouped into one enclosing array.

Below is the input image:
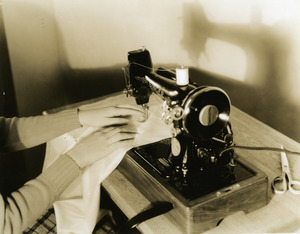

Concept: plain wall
[[2, 0, 68, 116], [2, 0, 300, 141], [0, 5, 17, 117]]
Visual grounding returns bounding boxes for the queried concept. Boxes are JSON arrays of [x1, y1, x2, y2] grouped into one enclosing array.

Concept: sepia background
[[1, 0, 300, 190]]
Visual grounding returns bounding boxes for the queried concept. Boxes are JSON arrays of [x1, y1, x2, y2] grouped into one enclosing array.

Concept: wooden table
[[47, 92, 300, 233]]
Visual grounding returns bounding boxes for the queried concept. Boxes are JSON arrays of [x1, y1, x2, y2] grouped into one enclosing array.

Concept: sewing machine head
[[124, 48, 235, 189]]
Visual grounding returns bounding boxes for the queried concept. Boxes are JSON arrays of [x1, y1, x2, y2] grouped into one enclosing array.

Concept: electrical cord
[[220, 144, 300, 157]]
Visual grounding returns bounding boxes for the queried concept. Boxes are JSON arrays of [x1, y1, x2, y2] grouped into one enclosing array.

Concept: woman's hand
[[66, 125, 137, 169], [68, 104, 145, 169], [77, 105, 146, 128]]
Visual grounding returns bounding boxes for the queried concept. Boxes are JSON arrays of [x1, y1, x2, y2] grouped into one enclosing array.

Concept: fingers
[[69, 125, 138, 168], [109, 132, 136, 144], [102, 127, 137, 143], [104, 105, 147, 126], [106, 105, 145, 119], [85, 127, 136, 156], [78, 104, 147, 128], [105, 117, 130, 126]]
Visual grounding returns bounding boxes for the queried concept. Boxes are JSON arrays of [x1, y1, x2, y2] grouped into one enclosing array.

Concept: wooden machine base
[[118, 140, 269, 233]]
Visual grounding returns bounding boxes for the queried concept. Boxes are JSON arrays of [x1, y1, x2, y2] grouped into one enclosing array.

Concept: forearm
[[1, 108, 81, 152], [0, 154, 80, 234]]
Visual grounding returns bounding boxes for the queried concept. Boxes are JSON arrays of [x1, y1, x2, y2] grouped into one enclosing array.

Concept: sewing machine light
[[219, 113, 230, 122]]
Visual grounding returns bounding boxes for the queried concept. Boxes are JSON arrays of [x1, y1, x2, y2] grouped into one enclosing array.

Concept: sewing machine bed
[[118, 138, 269, 233]]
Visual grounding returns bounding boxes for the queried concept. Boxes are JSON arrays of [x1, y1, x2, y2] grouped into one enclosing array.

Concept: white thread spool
[[176, 66, 189, 86]]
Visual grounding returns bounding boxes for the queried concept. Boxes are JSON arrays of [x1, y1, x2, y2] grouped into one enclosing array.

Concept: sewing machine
[[118, 48, 268, 233]]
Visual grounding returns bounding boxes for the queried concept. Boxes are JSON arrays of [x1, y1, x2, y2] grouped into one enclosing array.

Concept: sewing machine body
[[120, 48, 268, 233]]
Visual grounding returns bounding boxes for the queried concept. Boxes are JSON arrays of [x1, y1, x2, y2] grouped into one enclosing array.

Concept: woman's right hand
[[66, 125, 138, 169]]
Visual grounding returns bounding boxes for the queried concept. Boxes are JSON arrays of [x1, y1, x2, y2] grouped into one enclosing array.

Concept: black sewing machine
[[118, 48, 268, 233]]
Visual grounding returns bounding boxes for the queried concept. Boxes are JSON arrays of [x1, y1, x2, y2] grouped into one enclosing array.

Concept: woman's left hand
[[77, 105, 146, 128]]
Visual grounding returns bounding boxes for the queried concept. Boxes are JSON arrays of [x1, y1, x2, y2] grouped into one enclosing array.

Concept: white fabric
[[43, 95, 171, 234]]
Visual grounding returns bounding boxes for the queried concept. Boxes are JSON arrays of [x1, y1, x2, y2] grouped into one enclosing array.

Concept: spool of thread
[[176, 66, 189, 86]]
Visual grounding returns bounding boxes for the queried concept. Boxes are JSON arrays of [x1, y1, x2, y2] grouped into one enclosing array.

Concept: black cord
[[113, 201, 173, 233], [220, 144, 300, 157]]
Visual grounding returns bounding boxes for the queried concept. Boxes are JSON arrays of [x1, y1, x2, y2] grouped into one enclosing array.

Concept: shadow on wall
[[53, 17, 126, 105], [60, 66, 126, 104], [181, 2, 300, 143]]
